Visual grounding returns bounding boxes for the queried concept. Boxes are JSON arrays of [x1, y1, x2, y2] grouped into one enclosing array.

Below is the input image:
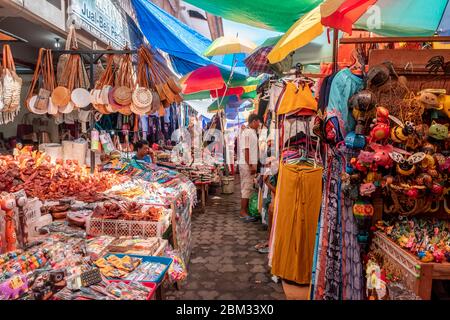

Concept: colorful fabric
[[184, 0, 323, 32], [311, 151, 363, 300], [277, 82, 318, 115], [327, 68, 363, 134], [271, 163, 323, 284], [244, 47, 274, 76]]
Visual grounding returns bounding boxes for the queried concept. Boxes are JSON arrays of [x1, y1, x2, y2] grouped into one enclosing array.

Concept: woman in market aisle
[[133, 140, 156, 164], [255, 156, 278, 254], [238, 114, 261, 222]]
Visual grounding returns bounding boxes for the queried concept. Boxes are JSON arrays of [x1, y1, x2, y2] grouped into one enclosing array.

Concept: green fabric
[[184, 0, 323, 32], [248, 192, 260, 217], [186, 0, 448, 38], [354, 0, 448, 37]]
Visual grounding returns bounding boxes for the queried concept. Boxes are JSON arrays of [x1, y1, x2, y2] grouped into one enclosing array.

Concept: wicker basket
[[86, 214, 170, 238]]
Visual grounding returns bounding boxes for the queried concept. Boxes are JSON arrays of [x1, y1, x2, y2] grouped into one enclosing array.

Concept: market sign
[[68, 0, 131, 48]]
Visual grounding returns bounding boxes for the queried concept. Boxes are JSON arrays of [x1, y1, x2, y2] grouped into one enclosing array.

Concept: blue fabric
[[438, 1, 450, 35], [131, 0, 247, 78], [327, 69, 363, 134], [133, 155, 152, 164]]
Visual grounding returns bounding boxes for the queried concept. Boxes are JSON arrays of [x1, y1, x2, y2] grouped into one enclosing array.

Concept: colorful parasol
[[180, 65, 225, 95], [244, 46, 274, 76], [320, 0, 377, 34], [203, 36, 258, 56], [267, 6, 324, 64]]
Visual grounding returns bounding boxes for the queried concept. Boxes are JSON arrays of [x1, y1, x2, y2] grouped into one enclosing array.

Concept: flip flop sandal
[[240, 216, 257, 223], [255, 242, 267, 250], [258, 247, 270, 254]]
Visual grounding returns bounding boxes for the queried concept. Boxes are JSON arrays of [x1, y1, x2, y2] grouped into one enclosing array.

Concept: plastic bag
[[248, 192, 260, 217]]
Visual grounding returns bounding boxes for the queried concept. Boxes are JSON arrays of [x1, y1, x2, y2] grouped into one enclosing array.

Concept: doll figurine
[[1, 197, 17, 252]]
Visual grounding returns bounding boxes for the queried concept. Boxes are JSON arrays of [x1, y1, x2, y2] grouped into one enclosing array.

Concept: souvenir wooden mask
[[429, 121, 449, 140]]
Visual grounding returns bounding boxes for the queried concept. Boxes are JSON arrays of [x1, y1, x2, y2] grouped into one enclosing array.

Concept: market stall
[[0, 144, 193, 300]]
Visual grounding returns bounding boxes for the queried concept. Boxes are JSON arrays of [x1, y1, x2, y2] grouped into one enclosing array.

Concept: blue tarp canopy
[[131, 0, 248, 78]]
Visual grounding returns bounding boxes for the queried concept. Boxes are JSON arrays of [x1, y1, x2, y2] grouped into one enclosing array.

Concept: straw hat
[[108, 88, 124, 111], [118, 105, 133, 115]]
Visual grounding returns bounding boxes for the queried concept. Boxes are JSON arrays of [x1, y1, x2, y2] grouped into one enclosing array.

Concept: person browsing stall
[[238, 113, 261, 222], [133, 140, 155, 164]]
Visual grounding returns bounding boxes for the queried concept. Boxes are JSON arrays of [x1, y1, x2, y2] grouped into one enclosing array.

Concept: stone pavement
[[165, 179, 285, 300]]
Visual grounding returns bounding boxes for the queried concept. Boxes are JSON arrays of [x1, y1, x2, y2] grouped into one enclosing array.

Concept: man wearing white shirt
[[238, 114, 261, 222]]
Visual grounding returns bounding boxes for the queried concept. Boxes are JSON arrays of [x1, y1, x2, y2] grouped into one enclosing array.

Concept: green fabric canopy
[[186, 0, 449, 36], [184, 0, 323, 32]]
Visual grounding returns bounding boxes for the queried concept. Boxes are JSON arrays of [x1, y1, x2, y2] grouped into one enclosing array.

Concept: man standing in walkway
[[238, 114, 261, 222]]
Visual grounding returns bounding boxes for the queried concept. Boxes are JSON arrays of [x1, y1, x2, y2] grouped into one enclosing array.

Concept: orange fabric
[[271, 164, 323, 285], [277, 82, 318, 115]]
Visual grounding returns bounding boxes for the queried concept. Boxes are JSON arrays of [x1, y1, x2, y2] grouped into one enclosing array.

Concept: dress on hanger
[[327, 68, 363, 134], [270, 162, 323, 284]]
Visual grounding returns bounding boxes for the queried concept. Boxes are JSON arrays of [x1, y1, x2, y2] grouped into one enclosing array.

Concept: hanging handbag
[[26, 49, 54, 115], [57, 25, 76, 87], [1, 45, 23, 123]]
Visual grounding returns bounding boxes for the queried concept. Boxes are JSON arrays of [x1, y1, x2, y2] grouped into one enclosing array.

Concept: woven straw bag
[[26, 49, 55, 115], [57, 25, 76, 86], [1, 45, 20, 111]]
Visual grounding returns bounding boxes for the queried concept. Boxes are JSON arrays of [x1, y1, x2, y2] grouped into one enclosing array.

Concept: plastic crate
[[86, 214, 170, 238], [103, 254, 173, 284], [108, 280, 157, 300]]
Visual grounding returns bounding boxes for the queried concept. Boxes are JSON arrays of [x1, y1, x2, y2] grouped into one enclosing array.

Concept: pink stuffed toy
[[370, 143, 393, 169]]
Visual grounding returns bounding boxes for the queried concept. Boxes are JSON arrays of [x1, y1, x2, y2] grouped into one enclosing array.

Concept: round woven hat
[[105, 103, 115, 113], [132, 86, 153, 109], [93, 102, 109, 114], [109, 88, 124, 111], [113, 86, 132, 106], [118, 105, 132, 115], [52, 86, 71, 107], [71, 88, 91, 108]]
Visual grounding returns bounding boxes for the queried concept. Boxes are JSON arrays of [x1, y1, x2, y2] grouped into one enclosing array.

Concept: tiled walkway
[[166, 179, 285, 300]]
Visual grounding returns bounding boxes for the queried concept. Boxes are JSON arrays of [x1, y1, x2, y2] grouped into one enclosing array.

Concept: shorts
[[239, 165, 255, 199]]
